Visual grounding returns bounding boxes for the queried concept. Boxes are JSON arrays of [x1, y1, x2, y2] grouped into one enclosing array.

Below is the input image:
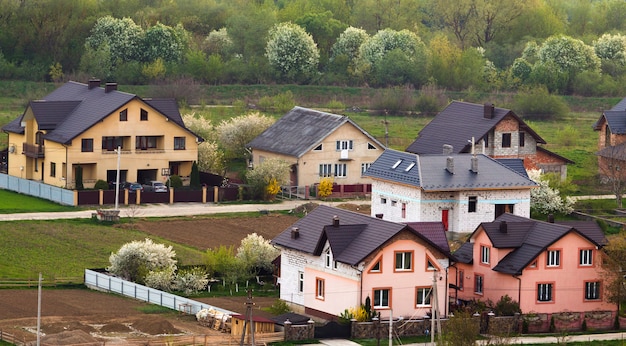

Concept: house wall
[[371, 179, 531, 233], [492, 115, 537, 157], [454, 230, 614, 315], [251, 122, 383, 187], [7, 99, 199, 189], [361, 238, 448, 320]]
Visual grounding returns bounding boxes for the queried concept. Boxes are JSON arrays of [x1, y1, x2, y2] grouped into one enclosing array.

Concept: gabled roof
[[460, 213, 607, 275], [597, 142, 626, 160], [406, 101, 545, 154], [593, 97, 626, 133], [363, 149, 536, 191], [247, 106, 385, 158], [405, 222, 450, 254], [271, 205, 450, 266], [2, 81, 198, 144]]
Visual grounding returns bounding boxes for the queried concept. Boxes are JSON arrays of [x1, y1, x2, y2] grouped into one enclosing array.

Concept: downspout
[[449, 262, 459, 310], [514, 274, 521, 308], [64, 144, 68, 189], [352, 265, 364, 307]]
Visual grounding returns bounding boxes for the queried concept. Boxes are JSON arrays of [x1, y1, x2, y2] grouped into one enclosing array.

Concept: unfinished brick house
[[594, 98, 626, 183], [406, 101, 572, 180]]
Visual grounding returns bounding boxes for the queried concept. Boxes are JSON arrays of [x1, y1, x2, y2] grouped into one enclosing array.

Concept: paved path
[[0, 199, 370, 221]]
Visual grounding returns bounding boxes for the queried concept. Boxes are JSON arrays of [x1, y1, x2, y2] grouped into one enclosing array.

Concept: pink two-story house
[[451, 213, 612, 315], [272, 205, 452, 321]]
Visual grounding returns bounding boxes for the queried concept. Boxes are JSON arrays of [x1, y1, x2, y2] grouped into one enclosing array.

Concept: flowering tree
[[141, 23, 189, 63], [265, 22, 320, 82], [330, 26, 369, 67], [537, 35, 600, 74], [202, 27, 234, 57], [318, 177, 334, 199], [173, 267, 209, 295], [528, 169, 574, 215], [356, 28, 428, 86], [216, 112, 274, 159], [107, 238, 177, 284], [593, 33, 626, 76], [236, 233, 280, 275], [246, 157, 291, 200], [85, 16, 143, 63], [197, 141, 225, 175]]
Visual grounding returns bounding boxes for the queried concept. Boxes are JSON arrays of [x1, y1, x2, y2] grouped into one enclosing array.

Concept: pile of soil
[[40, 330, 100, 346], [41, 321, 96, 334], [131, 318, 182, 335], [99, 323, 132, 333]]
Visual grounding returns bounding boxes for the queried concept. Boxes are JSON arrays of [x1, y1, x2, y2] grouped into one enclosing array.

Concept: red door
[[441, 209, 449, 231]]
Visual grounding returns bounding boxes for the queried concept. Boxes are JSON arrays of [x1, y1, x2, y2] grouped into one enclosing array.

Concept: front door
[[441, 209, 449, 231]]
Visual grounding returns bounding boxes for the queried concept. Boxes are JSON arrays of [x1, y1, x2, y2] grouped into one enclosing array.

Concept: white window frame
[[334, 163, 347, 178], [395, 251, 412, 271], [481, 245, 490, 264], [537, 283, 553, 302], [325, 249, 332, 268], [361, 162, 372, 175], [373, 289, 390, 308], [580, 249, 593, 266], [316, 278, 325, 299], [319, 164, 332, 177], [336, 140, 353, 151], [416, 287, 432, 306], [547, 250, 560, 267]]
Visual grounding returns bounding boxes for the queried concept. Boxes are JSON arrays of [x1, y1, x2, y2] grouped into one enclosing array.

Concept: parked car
[[143, 181, 168, 193], [124, 182, 143, 193]]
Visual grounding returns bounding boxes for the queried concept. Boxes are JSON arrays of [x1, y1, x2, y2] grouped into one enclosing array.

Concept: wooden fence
[[0, 330, 283, 346], [0, 277, 82, 288]]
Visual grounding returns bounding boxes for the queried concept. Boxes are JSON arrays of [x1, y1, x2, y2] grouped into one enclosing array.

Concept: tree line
[[2, 0, 626, 96]]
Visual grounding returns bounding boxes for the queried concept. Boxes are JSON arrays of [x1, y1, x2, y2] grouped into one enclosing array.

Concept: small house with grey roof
[[2, 80, 202, 189], [406, 101, 572, 180], [271, 205, 451, 321], [246, 107, 385, 187], [452, 213, 612, 315], [363, 148, 536, 234], [594, 97, 626, 184]]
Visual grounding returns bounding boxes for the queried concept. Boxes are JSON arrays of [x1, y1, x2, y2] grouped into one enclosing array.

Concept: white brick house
[[364, 149, 536, 234]]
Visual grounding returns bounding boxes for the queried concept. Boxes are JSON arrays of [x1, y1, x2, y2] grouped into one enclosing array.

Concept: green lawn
[[0, 189, 77, 213], [0, 218, 205, 280]]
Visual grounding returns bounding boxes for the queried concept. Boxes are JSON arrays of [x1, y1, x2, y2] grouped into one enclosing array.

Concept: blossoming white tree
[[216, 112, 274, 159], [245, 157, 291, 200], [107, 238, 177, 284], [528, 169, 574, 215], [330, 26, 369, 68], [537, 35, 600, 74], [265, 22, 320, 82], [236, 233, 280, 275]]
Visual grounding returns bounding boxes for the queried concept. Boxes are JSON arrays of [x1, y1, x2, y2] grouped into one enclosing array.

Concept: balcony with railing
[[22, 143, 44, 158]]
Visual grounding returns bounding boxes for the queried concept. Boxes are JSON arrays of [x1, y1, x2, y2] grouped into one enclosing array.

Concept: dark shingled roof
[[594, 98, 626, 132], [271, 205, 450, 266], [363, 149, 536, 191], [453, 242, 473, 264], [271, 312, 311, 326], [2, 81, 198, 144], [461, 213, 607, 275], [405, 222, 450, 254], [247, 106, 384, 158], [406, 101, 545, 155], [495, 159, 529, 178]]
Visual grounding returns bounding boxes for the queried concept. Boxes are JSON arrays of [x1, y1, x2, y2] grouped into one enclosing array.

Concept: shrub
[[416, 83, 447, 115], [167, 175, 183, 188], [370, 86, 416, 114], [144, 267, 175, 291], [267, 299, 291, 315], [173, 266, 209, 295], [513, 85, 569, 120], [325, 99, 346, 111], [107, 238, 177, 284], [94, 180, 109, 190], [318, 178, 334, 199], [554, 125, 579, 147], [442, 310, 479, 345], [493, 294, 521, 316]]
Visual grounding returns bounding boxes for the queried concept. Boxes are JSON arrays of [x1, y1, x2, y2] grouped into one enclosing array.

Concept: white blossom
[[528, 169, 574, 215]]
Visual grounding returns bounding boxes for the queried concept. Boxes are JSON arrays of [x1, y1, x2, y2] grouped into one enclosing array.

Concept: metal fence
[[84, 269, 235, 317], [0, 173, 74, 205]]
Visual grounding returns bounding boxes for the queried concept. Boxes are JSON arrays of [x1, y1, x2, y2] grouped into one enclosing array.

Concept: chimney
[[88, 79, 101, 90], [291, 227, 300, 239], [333, 215, 339, 227], [375, 213, 383, 219], [446, 156, 454, 174], [547, 214, 554, 223], [471, 156, 478, 173], [499, 221, 507, 233], [105, 82, 117, 93], [443, 144, 453, 155], [484, 103, 495, 119]]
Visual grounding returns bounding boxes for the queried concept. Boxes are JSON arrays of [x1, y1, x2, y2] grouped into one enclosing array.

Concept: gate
[[314, 321, 351, 339]]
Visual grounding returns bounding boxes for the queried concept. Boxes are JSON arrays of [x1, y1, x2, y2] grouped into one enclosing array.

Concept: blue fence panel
[[0, 173, 74, 205], [84, 269, 235, 316]]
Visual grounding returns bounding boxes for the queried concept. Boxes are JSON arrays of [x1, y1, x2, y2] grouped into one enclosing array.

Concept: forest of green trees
[[2, 0, 626, 97]]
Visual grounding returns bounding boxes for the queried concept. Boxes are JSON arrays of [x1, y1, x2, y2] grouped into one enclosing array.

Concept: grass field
[[0, 218, 205, 279], [0, 189, 77, 213]]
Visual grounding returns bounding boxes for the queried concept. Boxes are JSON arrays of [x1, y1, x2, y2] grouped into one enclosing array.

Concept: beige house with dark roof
[[247, 107, 385, 187], [2, 80, 202, 189]]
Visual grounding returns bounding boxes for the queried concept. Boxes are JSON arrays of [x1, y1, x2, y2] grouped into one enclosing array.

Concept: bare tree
[[597, 144, 626, 208]]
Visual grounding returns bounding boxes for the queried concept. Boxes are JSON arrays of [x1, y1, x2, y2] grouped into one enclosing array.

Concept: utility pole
[[114, 145, 121, 211], [240, 289, 256, 346], [37, 273, 42, 346], [382, 110, 389, 147]]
